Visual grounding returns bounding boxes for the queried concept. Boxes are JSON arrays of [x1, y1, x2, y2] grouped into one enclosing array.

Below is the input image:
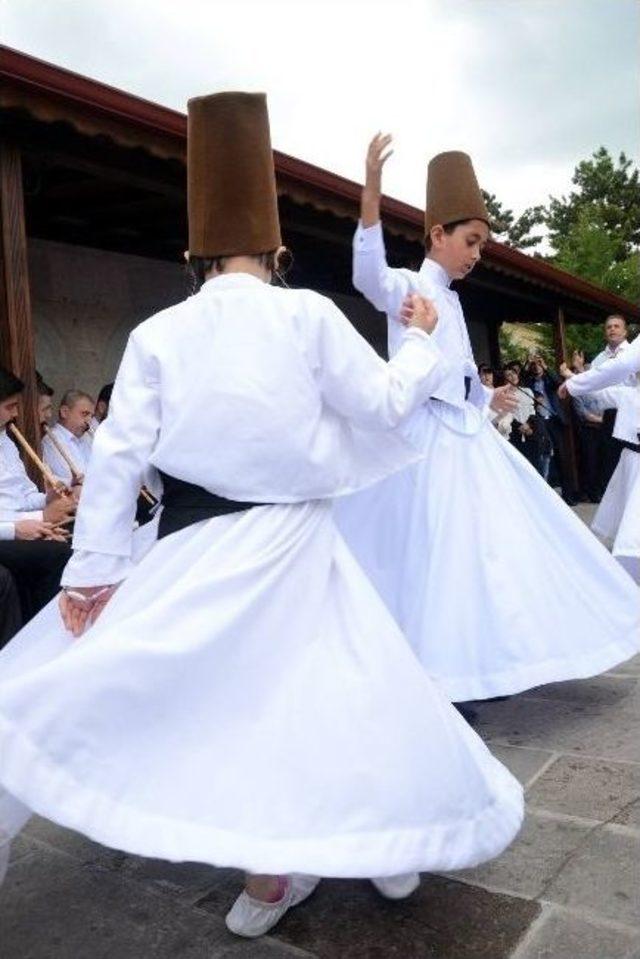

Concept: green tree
[[481, 190, 544, 250], [552, 205, 640, 302], [546, 148, 640, 261]]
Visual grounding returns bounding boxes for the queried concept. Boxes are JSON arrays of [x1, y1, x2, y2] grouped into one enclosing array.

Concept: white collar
[[605, 340, 629, 356], [201, 273, 268, 293], [56, 423, 83, 442], [418, 257, 452, 289]]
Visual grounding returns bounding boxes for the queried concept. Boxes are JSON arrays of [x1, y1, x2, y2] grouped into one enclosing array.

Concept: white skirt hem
[[0, 714, 523, 879]]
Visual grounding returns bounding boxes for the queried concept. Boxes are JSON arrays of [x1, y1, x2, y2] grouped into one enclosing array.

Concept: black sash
[[157, 471, 267, 539], [619, 434, 640, 454]]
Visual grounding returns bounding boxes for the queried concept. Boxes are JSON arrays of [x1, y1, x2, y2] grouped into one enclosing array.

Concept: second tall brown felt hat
[[187, 92, 282, 258], [424, 151, 489, 237]]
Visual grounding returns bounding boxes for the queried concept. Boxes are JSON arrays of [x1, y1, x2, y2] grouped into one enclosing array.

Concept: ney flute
[[8, 422, 71, 496]]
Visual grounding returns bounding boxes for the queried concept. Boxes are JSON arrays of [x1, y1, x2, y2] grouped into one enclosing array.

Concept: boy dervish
[[335, 134, 640, 708]]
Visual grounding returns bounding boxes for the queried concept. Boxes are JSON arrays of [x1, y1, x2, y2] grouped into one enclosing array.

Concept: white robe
[[334, 224, 640, 701], [568, 353, 640, 580], [0, 273, 523, 879]]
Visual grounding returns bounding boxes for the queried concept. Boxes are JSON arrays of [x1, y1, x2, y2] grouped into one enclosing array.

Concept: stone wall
[[29, 238, 185, 403], [28, 239, 492, 408]]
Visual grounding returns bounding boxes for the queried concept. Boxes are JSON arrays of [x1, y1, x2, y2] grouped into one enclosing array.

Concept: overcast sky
[[2, 0, 638, 218]]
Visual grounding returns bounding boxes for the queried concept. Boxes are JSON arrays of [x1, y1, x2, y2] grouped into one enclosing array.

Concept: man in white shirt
[[42, 389, 95, 485], [0, 366, 74, 620], [591, 315, 637, 491]]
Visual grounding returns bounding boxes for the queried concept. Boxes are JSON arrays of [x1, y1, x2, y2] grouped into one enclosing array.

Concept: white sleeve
[[62, 331, 161, 587], [0, 522, 15, 541], [567, 338, 640, 395], [353, 221, 411, 320], [311, 295, 447, 430]]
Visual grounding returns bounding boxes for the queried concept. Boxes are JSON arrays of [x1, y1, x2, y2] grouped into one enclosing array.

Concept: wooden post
[[487, 318, 502, 370], [553, 306, 580, 494], [0, 142, 40, 478]]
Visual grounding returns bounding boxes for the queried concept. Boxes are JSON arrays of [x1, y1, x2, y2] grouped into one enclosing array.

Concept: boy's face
[[429, 219, 489, 280], [0, 394, 20, 429]]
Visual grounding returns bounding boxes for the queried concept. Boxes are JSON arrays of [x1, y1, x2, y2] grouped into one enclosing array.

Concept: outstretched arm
[[312, 292, 446, 430], [562, 337, 640, 397], [353, 134, 410, 319]]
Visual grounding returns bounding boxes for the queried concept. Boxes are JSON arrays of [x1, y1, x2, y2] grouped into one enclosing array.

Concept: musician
[[0, 366, 74, 620], [90, 382, 114, 432], [42, 390, 94, 485], [36, 372, 55, 430]]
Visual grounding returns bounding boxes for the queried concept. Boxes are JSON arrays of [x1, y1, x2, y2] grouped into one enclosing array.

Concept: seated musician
[[90, 382, 113, 432], [42, 389, 95, 485], [0, 366, 75, 622], [36, 372, 55, 430]]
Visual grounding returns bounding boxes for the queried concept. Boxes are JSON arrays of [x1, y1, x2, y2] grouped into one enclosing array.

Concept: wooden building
[[2, 44, 638, 484]]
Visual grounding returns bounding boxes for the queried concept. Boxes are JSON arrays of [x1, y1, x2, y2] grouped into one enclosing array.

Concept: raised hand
[[400, 293, 438, 335], [365, 132, 393, 185], [362, 133, 393, 228]]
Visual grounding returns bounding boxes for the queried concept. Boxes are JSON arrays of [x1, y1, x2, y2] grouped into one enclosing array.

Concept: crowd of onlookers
[[480, 314, 637, 505]]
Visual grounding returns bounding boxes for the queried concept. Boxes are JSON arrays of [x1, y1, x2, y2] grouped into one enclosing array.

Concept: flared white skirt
[[0, 502, 522, 878], [334, 404, 640, 701]]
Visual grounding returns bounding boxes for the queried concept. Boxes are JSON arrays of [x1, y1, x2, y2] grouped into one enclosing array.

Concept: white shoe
[[371, 872, 420, 899], [225, 874, 320, 938], [0, 842, 10, 886]]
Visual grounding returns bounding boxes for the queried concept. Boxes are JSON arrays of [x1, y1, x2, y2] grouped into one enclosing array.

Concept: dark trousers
[[577, 422, 604, 501], [599, 409, 623, 492], [545, 415, 576, 500], [0, 564, 22, 649], [0, 540, 71, 625]]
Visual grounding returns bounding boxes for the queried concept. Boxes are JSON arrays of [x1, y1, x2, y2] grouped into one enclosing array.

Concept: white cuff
[[0, 522, 15, 541], [61, 549, 134, 588], [354, 220, 384, 250]]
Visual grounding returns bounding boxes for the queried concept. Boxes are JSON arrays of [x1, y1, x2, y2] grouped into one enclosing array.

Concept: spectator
[[478, 364, 494, 388], [504, 363, 536, 463], [530, 391, 554, 480], [524, 355, 577, 504]]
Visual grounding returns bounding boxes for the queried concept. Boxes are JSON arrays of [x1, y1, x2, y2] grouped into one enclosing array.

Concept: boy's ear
[[429, 224, 445, 247]]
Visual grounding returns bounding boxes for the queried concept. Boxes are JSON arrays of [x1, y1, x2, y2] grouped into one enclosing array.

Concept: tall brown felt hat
[[187, 92, 282, 258], [424, 151, 489, 236]]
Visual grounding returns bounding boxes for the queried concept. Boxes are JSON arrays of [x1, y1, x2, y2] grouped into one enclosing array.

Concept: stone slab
[[446, 811, 592, 899], [0, 840, 309, 959], [488, 745, 555, 789], [120, 854, 235, 904], [270, 875, 539, 959], [24, 816, 126, 870], [521, 675, 637, 709], [475, 695, 640, 763], [512, 906, 640, 959], [543, 826, 640, 926], [526, 756, 640, 822]]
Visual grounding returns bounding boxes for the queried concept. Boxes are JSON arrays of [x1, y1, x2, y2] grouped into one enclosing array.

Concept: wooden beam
[[0, 141, 40, 477], [553, 306, 580, 494]]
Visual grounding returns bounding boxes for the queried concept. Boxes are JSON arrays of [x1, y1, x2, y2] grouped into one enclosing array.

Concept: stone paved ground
[[2, 507, 639, 958]]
